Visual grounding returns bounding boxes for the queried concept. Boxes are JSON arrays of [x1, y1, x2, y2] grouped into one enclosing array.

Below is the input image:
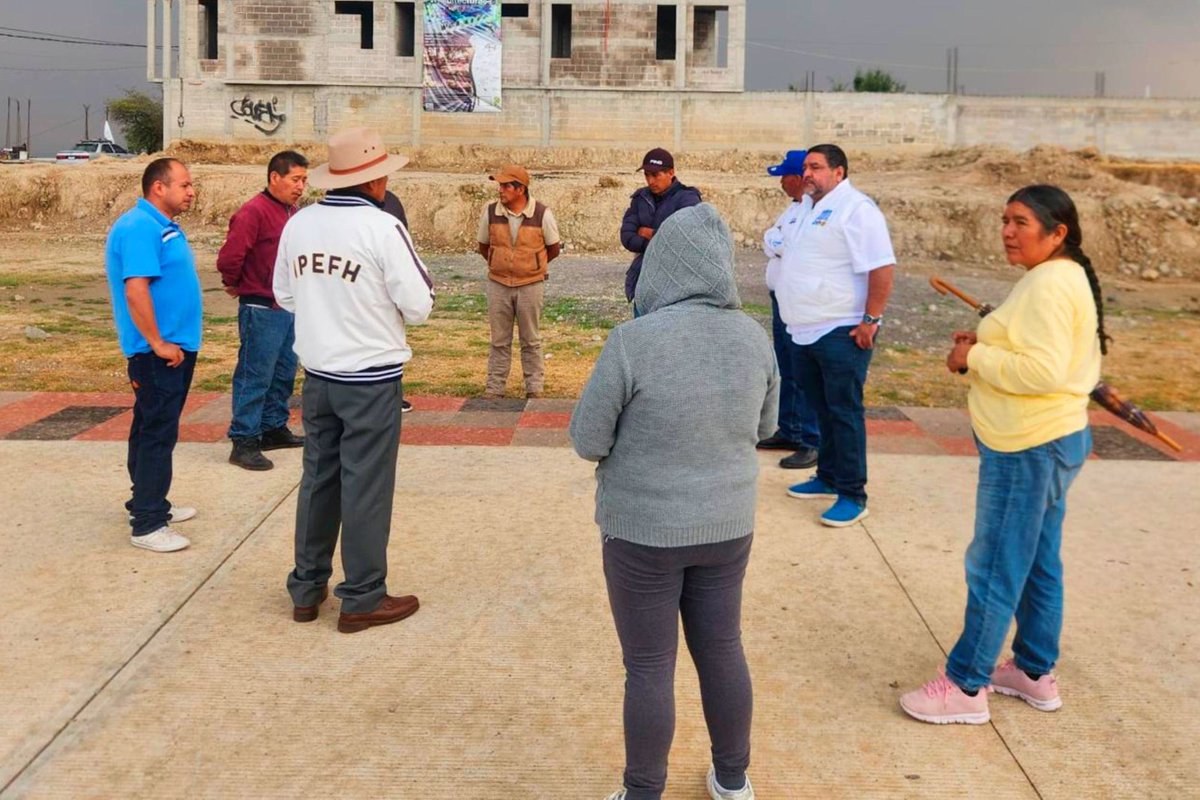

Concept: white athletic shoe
[[130, 526, 191, 553], [708, 765, 755, 800], [128, 505, 196, 524]]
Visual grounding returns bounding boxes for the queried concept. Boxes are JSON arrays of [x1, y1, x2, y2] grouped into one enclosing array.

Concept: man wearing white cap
[[273, 127, 435, 633]]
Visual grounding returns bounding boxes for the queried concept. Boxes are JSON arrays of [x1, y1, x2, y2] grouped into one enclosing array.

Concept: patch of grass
[[204, 314, 239, 325], [436, 293, 487, 315], [742, 302, 771, 316]]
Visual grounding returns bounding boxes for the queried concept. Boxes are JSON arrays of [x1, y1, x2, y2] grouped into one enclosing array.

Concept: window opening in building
[[551, 4, 572, 59], [656, 5, 676, 61], [693, 6, 728, 68], [396, 2, 415, 56], [198, 0, 219, 60], [501, 3, 530, 17], [335, 1, 375, 50]]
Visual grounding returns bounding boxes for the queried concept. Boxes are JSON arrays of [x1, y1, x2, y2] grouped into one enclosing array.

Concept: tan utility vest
[[487, 201, 549, 287]]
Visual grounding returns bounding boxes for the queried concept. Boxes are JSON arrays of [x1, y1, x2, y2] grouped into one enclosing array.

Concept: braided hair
[[1007, 184, 1112, 355]]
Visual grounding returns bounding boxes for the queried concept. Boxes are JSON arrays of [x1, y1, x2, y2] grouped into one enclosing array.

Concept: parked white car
[[55, 140, 134, 162]]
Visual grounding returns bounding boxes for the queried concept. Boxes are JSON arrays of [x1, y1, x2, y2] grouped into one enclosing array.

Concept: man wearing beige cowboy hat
[[273, 127, 435, 633], [476, 164, 561, 399]]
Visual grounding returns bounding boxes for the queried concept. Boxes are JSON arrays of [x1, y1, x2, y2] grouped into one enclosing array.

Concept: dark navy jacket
[[619, 179, 702, 301]]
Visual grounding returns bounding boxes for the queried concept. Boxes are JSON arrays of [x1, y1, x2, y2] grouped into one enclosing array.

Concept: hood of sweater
[[634, 203, 741, 315]]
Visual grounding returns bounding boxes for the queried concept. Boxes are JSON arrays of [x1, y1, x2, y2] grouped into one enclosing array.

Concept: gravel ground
[[423, 250, 1020, 355]]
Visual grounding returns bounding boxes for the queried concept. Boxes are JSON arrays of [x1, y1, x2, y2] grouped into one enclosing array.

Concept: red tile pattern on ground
[[2, 392, 1197, 459], [400, 426, 515, 446], [517, 412, 573, 429]]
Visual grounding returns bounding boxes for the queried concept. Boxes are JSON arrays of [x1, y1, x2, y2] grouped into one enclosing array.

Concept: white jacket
[[762, 197, 811, 292], [273, 193, 435, 381]]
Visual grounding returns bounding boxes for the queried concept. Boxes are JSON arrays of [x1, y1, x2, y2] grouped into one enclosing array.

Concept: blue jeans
[[946, 427, 1092, 692], [126, 350, 197, 535], [769, 292, 819, 448], [791, 326, 872, 505], [228, 304, 298, 440]]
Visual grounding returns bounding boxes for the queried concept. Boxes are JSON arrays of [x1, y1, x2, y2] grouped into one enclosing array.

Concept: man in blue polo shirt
[[105, 158, 202, 553]]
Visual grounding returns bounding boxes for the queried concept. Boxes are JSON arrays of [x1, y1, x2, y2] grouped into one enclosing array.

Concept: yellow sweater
[[966, 258, 1101, 452]]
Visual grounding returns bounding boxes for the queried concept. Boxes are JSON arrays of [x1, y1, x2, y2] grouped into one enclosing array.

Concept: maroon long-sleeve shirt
[[216, 190, 296, 306]]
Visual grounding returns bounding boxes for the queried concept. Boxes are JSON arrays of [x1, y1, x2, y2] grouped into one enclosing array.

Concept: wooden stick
[[929, 276, 983, 310]]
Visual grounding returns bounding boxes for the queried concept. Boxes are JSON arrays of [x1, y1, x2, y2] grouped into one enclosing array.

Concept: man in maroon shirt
[[217, 151, 308, 470]]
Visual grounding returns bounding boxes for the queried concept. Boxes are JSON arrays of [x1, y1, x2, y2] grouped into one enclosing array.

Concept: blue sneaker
[[820, 497, 869, 527], [786, 476, 837, 500]]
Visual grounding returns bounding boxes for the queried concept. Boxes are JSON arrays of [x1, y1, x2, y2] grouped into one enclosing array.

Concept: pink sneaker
[[989, 659, 1062, 711], [900, 672, 990, 725]]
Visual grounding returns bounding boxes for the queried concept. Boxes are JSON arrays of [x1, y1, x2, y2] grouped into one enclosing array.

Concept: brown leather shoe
[[293, 585, 329, 623], [337, 594, 420, 634]]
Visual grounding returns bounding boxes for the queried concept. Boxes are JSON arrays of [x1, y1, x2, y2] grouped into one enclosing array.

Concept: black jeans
[[603, 534, 754, 800], [126, 350, 196, 536]]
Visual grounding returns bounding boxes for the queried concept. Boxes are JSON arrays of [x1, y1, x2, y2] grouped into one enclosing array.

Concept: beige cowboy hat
[[308, 127, 410, 190]]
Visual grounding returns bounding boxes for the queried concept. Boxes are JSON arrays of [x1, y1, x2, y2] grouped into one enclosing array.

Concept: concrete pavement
[[0, 429, 1197, 798]]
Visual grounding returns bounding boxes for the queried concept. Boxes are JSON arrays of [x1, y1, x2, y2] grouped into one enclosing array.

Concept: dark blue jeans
[[228, 304, 298, 440], [791, 326, 872, 505], [769, 292, 819, 448], [946, 428, 1091, 691], [126, 350, 197, 536]]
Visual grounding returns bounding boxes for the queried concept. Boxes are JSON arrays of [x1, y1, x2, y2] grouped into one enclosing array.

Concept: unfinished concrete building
[[150, 0, 746, 148]]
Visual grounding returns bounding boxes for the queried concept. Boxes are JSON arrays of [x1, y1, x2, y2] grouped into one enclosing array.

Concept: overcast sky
[[4, 1, 1200, 155]]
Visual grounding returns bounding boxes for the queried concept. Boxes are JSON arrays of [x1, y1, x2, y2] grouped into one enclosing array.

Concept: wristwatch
[[861, 313, 884, 326]]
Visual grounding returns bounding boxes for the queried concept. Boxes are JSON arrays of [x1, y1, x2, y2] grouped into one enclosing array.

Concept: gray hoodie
[[569, 204, 779, 548]]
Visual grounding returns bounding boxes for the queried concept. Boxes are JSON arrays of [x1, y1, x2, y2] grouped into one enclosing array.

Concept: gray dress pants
[[287, 375, 403, 614]]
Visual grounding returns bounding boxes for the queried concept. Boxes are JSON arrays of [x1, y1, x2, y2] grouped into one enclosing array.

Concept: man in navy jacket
[[619, 148, 702, 307]]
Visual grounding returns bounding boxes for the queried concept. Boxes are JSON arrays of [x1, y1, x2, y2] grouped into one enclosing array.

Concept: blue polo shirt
[[105, 198, 203, 357]]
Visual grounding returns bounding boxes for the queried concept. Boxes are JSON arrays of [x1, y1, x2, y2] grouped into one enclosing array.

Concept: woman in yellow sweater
[[901, 184, 1110, 724]]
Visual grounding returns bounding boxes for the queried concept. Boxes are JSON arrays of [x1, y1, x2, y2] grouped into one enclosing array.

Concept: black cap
[[638, 148, 674, 173]]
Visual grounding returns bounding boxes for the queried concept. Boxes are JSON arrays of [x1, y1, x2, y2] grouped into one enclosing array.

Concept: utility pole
[[26, 99, 31, 154], [952, 47, 959, 95], [84, 104, 91, 140], [14, 100, 20, 148], [1094, 71, 1106, 98], [5, 97, 10, 149]]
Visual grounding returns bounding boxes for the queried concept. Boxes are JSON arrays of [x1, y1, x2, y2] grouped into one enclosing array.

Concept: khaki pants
[[486, 279, 545, 395]]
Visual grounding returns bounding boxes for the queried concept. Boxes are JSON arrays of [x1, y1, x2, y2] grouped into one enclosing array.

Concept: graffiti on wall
[[230, 96, 286, 135]]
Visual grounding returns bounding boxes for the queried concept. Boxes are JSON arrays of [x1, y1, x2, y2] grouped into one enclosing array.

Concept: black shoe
[[757, 434, 802, 451], [229, 437, 274, 471], [779, 447, 819, 470], [260, 426, 305, 450], [401, 399, 413, 413]]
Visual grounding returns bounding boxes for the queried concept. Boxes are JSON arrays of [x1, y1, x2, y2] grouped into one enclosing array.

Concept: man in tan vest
[[476, 165, 561, 398]]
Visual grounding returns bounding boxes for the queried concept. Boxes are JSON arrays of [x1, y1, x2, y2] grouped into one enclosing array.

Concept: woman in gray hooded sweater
[[570, 204, 779, 800]]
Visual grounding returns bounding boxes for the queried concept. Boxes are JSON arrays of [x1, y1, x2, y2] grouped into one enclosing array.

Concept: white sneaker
[[131, 526, 191, 552], [128, 505, 196, 524], [708, 765, 755, 800], [603, 791, 626, 800]]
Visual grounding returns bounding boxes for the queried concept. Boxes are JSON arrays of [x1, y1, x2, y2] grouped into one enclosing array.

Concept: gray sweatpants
[[286, 375, 403, 614], [602, 533, 754, 800]]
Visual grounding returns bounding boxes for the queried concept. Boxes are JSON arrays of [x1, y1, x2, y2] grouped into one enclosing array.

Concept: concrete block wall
[[549, 4, 675, 88], [954, 97, 1200, 160], [811, 93, 948, 147], [680, 93, 803, 149], [177, 0, 742, 91], [500, 4, 544, 85]]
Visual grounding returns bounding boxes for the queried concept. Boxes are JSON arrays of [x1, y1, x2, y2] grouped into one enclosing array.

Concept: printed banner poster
[[423, 0, 502, 113]]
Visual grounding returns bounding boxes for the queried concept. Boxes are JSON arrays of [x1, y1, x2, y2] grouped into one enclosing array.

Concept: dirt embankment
[[2, 144, 1199, 280]]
